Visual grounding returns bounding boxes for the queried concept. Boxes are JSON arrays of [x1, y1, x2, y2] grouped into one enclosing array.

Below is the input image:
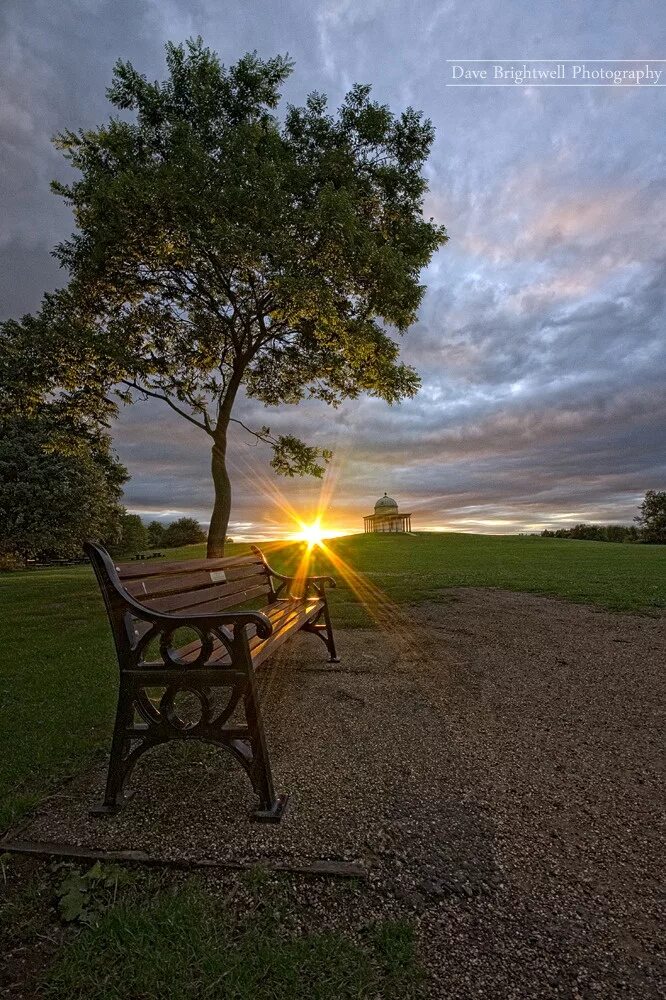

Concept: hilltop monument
[[363, 494, 413, 534]]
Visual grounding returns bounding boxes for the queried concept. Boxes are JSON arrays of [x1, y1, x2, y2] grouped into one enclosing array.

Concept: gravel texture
[[12, 589, 666, 998]]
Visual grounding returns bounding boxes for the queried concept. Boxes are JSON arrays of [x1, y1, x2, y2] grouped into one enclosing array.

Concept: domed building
[[363, 493, 413, 534]]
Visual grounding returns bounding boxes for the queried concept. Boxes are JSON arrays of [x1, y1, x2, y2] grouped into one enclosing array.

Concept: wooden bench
[[84, 542, 339, 822]]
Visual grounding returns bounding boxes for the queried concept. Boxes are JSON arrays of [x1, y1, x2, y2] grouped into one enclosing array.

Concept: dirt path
[[10, 590, 665, 998]]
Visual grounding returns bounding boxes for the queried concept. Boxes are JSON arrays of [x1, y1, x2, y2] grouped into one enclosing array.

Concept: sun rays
[[227, 450, 434, 675]]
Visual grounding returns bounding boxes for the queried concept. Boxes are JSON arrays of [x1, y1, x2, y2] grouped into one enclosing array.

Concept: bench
[[84, 542, 339, 822]]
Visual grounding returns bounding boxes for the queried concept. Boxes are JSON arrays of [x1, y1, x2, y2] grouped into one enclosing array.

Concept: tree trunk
[[208, 435, 231, 558]]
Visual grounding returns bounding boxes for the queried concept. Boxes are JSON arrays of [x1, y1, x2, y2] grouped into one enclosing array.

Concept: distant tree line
[[540, 491, 666, 545], [114, 514, 210, 555], [540, 524, 640, 543]]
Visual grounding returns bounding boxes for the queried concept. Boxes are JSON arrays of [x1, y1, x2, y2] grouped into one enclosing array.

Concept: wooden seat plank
[[122, 567, 268, 601], [161, 598, 324, 667], [122, 561, 268, 601]]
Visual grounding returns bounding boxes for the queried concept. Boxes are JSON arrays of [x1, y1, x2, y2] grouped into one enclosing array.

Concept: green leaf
[[58, 886, 90, 923]]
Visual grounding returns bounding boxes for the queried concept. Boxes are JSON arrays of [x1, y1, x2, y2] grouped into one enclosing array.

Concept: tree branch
[[120, 379, 211, 434], [229, 417, 275, 445]]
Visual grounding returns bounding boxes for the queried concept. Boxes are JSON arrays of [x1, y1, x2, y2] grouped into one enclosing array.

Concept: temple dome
[[374, 492, 399, 512]]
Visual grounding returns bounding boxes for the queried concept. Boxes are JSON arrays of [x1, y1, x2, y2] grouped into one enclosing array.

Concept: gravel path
[[14, 589, 665, 998]]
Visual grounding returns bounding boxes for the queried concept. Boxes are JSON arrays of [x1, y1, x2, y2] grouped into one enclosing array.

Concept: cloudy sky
[[2, 1, 665, 537]]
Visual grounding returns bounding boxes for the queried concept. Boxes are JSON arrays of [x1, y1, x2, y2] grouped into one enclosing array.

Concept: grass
[[1, 532, 664, 831], [41, 881, 419, 1000], [0, 862, 420, 999], [313, 532, 666, 624]]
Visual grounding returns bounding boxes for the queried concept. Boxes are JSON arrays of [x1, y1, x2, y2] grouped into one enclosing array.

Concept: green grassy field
[[1, 532, 664, 831]]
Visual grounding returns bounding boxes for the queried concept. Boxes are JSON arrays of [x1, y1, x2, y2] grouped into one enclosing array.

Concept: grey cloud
[[2, 0, 665, 534]]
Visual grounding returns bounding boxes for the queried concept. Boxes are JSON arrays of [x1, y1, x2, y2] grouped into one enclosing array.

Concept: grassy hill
[[1, 532, 664, 830]]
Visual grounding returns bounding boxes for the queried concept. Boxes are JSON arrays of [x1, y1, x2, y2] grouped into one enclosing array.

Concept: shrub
[[146, 521, 166, 547], [162, 517, 206, 548], [0, 412, 126, 563]]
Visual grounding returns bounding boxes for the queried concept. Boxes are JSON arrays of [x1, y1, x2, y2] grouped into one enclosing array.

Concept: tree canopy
[[116, 513, 148, 554], [0, 408, 127, 563], [635, 490, 666, 544], [1, 39, 447, 555]]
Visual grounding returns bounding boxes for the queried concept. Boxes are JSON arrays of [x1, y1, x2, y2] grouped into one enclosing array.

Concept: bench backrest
[[115, 552, 273, 615], [84, 543, 275, 667]]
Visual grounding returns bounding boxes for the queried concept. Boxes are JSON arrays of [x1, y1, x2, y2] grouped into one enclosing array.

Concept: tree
[[1, 40, 446, 556], [0, 409, 127, 562], [604, 524, 638, 543], [117, 513, 148, 554], [162, 517, 206, 548], [569, 523, 604, 541], [635, 490, 666, 544], [146, 520, 166, 547]]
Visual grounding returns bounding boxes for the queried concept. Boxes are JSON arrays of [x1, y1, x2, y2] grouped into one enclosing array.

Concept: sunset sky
[[2, 1, 664, 538]]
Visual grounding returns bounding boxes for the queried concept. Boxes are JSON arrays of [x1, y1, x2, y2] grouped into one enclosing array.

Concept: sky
[[1, 0, 665, 538]]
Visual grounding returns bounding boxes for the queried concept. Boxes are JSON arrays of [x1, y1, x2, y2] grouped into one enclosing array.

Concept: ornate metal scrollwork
[[159, 685, 212, 732], [159, 625, 214, 668]]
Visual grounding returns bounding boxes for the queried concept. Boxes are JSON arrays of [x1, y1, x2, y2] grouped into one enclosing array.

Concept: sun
[[298, 519, 326, 547]]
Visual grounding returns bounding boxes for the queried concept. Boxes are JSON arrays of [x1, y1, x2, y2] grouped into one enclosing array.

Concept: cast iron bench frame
[[85, 542, 339, 822]]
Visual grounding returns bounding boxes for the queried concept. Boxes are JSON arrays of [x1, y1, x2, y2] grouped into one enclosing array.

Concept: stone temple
[[363, 493, 413, 533]]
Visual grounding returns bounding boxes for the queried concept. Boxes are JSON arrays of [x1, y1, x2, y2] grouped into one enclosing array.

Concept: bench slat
[[172, 599, 315, 657], [139, 574, 270, 612], [155, 583, 273, 620], [154, 598, 323, 667], [252, 601, 324, 667], [123, 567, 267, 601], [116, 553, 263, 580]]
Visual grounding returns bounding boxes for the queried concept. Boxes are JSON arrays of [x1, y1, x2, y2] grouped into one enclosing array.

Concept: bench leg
[[321, 596, 340, 663], [243, 682, 289, 822], [91, 636, 289, 823], [303, 596, 340, 663], [90, 686, 134, 815], [233, 631, 289, 823]]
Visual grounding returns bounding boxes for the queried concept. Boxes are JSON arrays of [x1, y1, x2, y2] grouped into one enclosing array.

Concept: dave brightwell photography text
[[447, 60, 665, 86]]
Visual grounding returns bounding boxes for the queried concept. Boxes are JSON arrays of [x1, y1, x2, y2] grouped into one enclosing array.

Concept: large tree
[[635, 490, 666, 544], [0, 407, 127, 562], [2, 39, 447, 556]]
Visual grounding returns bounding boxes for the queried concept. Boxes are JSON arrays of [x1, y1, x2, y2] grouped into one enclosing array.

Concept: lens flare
[[225, 450, 434, 703], [297, 519, 325, 547]]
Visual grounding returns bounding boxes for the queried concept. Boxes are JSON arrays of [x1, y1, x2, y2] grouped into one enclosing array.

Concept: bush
[[0, 412, 126, 563], [162, 517, 206, 548], [605, 524, 638, 543], [146, 521, 166, 547], [117, 513, 148, 554], [0, 551, 24, 571]]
